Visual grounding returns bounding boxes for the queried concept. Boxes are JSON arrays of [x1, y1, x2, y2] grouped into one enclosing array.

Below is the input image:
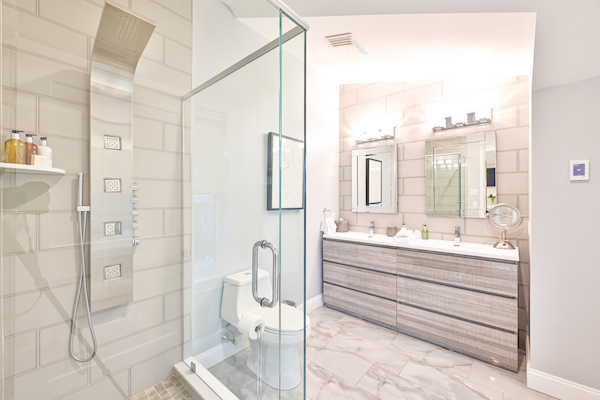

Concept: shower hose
[[69, 209, 98, 362]]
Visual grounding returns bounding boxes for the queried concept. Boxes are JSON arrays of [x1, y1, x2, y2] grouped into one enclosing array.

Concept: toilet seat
[[250, 304, 308, 335]]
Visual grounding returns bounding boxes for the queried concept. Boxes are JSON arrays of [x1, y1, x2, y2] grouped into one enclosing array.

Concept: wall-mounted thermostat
[[570, 159, 589, 181]]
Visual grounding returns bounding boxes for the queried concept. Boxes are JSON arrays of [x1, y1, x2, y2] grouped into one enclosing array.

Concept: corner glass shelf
[[0, 162, 66, 175]]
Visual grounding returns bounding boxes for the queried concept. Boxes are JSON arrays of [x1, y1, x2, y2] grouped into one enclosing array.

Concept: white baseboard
[[194, 334, 250, 369], [528, 368, 600, 400], [304, 293, 324, 313]]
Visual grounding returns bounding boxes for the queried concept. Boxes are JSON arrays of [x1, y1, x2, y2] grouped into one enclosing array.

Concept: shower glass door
[[181, 7, 306, 400]]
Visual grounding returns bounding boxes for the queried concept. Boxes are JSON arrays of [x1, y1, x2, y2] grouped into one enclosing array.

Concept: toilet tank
[[221, 269, 272, 325]]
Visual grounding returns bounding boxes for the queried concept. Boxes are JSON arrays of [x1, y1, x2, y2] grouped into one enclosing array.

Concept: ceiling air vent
[[325, 33, 370, 58]]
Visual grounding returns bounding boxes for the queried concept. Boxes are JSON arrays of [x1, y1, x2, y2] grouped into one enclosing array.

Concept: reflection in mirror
[[366, 158, 382, 205], [487, 203, 522, 249], [426, 131, 496, 218], [351, 144, 397, 213]]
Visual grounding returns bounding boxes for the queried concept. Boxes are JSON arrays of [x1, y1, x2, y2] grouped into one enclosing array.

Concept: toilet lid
[[252, 304, 308, 335]]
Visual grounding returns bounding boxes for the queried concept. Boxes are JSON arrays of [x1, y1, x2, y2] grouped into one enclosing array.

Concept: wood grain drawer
[[323, 239, 396, 274], [323, 283, 396, 328], [397, 277, 518, 332], [323, 262, 395, 300], [397, 303, 518, 372], [397, 249, 518, 297]]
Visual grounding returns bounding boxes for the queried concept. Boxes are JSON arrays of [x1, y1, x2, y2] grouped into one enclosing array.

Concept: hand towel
[[321, 217, 337, 234]]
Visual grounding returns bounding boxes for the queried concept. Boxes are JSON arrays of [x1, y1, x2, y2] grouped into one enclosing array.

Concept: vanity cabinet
[[322, 238, 519, 372]]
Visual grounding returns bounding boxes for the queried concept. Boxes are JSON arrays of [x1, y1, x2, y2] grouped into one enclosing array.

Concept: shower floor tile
[[128, 375, 193, 400]]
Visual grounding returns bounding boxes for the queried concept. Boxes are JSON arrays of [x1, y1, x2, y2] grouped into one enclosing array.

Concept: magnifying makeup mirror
[[486, 203, 523, 250]]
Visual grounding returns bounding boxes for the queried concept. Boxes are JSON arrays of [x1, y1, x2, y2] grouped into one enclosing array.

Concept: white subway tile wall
[[338, 77, 530, 350], [1, 1, 192, 399]]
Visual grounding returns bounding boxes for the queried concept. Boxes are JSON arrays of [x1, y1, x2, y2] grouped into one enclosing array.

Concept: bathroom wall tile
[[357, 81, 404, 103], [518, 149, 529, 172], [387, 83, 442, 112], [4, 356, 88, 400], [90, 318, 183, 381], [39, 297, 163, 366], [339, 90, 357, 109], [164, 208, 190, 236], [60, 369, 129, 400], [2, 247, 79, 295], [339, 210, 357, 226], [356, 212, 403, 231], [2, 89, 37, 132], [496, 194, 517, 206], [339, 195, 344, 211], [343, 196, 352, 211], [465, 218, 493, 237], [130, 346, 183, 396], [399, 195, 426, 213], [442, 76, 518, 99], [339, 181, 352, 196], [136, 58, 192, 97], [404, 213, 465, 235], [398, 159, 425, 178], [39, 97, 88, 140], [133, 117, 163, 151], [39, 211, 78, 250], [2, 173, 86, 212], [3, 331, 37, 378], [496, 151, 518, 173], [403, 141, 425, 160], [465, 81, 529, 110], [518, 195, 529, 217], [496, 126, 529, 151], [344, 98, 386, 122], [135, 179, 185, 209], [131, 0, 192, 47], [43, 136, 89, 174], [394, 122, 436, 144], [2, 48, 90, 104], [404, 80, 440, 91], [2, 5, 88, 69], [339, 167, 343, 182], [343, 166, 352, 181], [133, 263, 183, 301], [518, 240, 530, 263], [3, 284, 77, 336], [136, 208, 164, 239], [344, 83, 371, 92], [165, 290, 183, 321], [143, 32, 165, 63], [497, 172, 528, 195], [397, 178, 404, 195], [133, 235, 189, 270], [488, 106, 519, 131], [339, 109, 344, 123], [342, 135, 358, 153], [165, 38, 192, 74], [133, 86, 182, 125], [150, 0, 192, 20], [38, 0, 101, 36], [2, 212, 37, 254], [3, 0, 36, 13], [519, 103, 530, 126], [164, 123, 189, 154], [404, 177, 425, 195], [339, 151, 351, 167]]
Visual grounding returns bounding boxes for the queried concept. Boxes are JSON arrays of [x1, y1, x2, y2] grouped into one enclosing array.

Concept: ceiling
[[240, 13, 536, 85], [224, 0, 600, 90]]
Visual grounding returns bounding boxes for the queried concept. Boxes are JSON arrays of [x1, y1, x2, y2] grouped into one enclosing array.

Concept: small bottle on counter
[[25, 134, 38, 165], [421, 225, 429, 240], [37, 137, 53, 167], [4, 130, 26, 164]]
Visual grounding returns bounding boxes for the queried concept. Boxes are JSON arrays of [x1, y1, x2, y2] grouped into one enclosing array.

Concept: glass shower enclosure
[[181, 4, 307, 399]]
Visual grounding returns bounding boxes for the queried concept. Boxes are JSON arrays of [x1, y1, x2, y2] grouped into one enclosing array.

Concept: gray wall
[[531, 76, 600, 390]]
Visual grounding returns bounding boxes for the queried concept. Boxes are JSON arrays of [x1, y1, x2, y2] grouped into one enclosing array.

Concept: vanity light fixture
[[354, 126, 395, 144], [432, 110, 491, 132]]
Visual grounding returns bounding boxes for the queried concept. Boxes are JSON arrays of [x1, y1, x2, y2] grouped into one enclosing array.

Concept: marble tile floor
[[128, 375, 194, 400], [306, 306, 558, 400]]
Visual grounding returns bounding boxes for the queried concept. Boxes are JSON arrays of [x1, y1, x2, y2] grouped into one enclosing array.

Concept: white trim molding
[[304, 293, 324, 313], [528, 368, 600, 400]]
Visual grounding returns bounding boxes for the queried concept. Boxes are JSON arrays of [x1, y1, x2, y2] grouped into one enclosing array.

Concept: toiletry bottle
[[25, 134, 38, 165], [422, 225, 429, 240], [37, 137, 53, 167], [4, 130, 26, 164]]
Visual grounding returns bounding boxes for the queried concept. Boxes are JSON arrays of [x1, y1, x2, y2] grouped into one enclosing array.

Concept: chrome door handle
[[251, 240, 279, 308]]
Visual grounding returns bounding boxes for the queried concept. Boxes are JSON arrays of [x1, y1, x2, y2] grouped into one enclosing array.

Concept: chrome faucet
[[454, 226, 461, 246], [369, 221, 375, 237]]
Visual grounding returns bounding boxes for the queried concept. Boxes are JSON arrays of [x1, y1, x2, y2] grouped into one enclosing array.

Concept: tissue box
[[335, 220, 348, 232], [31, 155, 52, 168]]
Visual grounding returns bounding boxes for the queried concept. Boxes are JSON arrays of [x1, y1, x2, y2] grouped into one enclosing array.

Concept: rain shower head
[[92, 1, 155, 72]]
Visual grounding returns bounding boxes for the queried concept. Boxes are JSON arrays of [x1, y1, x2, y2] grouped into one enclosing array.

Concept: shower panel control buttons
[[132, 220, 139, 229], [104, 222, 122, 236], [103, 135, 121, 150], [104, 264, 122, 280], [132, 208, 139, 216], [133, 237, 141, 246], [132, 182, 138, 191], [104, 178, 121, 193], [132, 195, 139, 204]]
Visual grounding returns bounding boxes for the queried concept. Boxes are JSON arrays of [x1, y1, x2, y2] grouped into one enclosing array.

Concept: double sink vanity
[[322, 232, 520, 371]]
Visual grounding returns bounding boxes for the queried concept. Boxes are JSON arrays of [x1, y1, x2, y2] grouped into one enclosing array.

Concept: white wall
[[530, 76, 600, 394]]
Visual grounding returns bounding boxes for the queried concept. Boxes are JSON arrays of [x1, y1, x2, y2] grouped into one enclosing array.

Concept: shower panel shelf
[[0, 162, 66, 175]]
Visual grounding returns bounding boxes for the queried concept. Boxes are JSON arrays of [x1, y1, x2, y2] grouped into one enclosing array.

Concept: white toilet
[[221, 269, 310, 390]]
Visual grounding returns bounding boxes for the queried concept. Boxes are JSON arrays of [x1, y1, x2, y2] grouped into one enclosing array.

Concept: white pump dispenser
[[37, 136, 53, 167]]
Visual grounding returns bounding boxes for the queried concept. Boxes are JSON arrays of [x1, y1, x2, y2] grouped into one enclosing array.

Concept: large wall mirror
[[426, 131, 496, 218], [351, 144, 398, 213]]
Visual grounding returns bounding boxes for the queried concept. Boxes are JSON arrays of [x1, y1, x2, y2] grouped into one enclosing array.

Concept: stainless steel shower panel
[[89, 2, 155, 312]]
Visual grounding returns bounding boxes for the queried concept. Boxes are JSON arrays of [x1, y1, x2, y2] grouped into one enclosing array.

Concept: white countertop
[[323, 231, 519, 262]]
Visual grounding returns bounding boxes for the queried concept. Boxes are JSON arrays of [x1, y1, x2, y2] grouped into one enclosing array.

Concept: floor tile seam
[[315, 362, 381, 400]]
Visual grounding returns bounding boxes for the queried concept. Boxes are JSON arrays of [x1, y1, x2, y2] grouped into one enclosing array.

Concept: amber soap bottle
[[25, 133, 38, 165], [4, 130, 26, 164]]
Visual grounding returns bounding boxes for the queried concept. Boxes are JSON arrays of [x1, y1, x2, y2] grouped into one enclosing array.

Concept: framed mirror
[[425, 131, 496, 218], [351, 144, 397, 213]]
